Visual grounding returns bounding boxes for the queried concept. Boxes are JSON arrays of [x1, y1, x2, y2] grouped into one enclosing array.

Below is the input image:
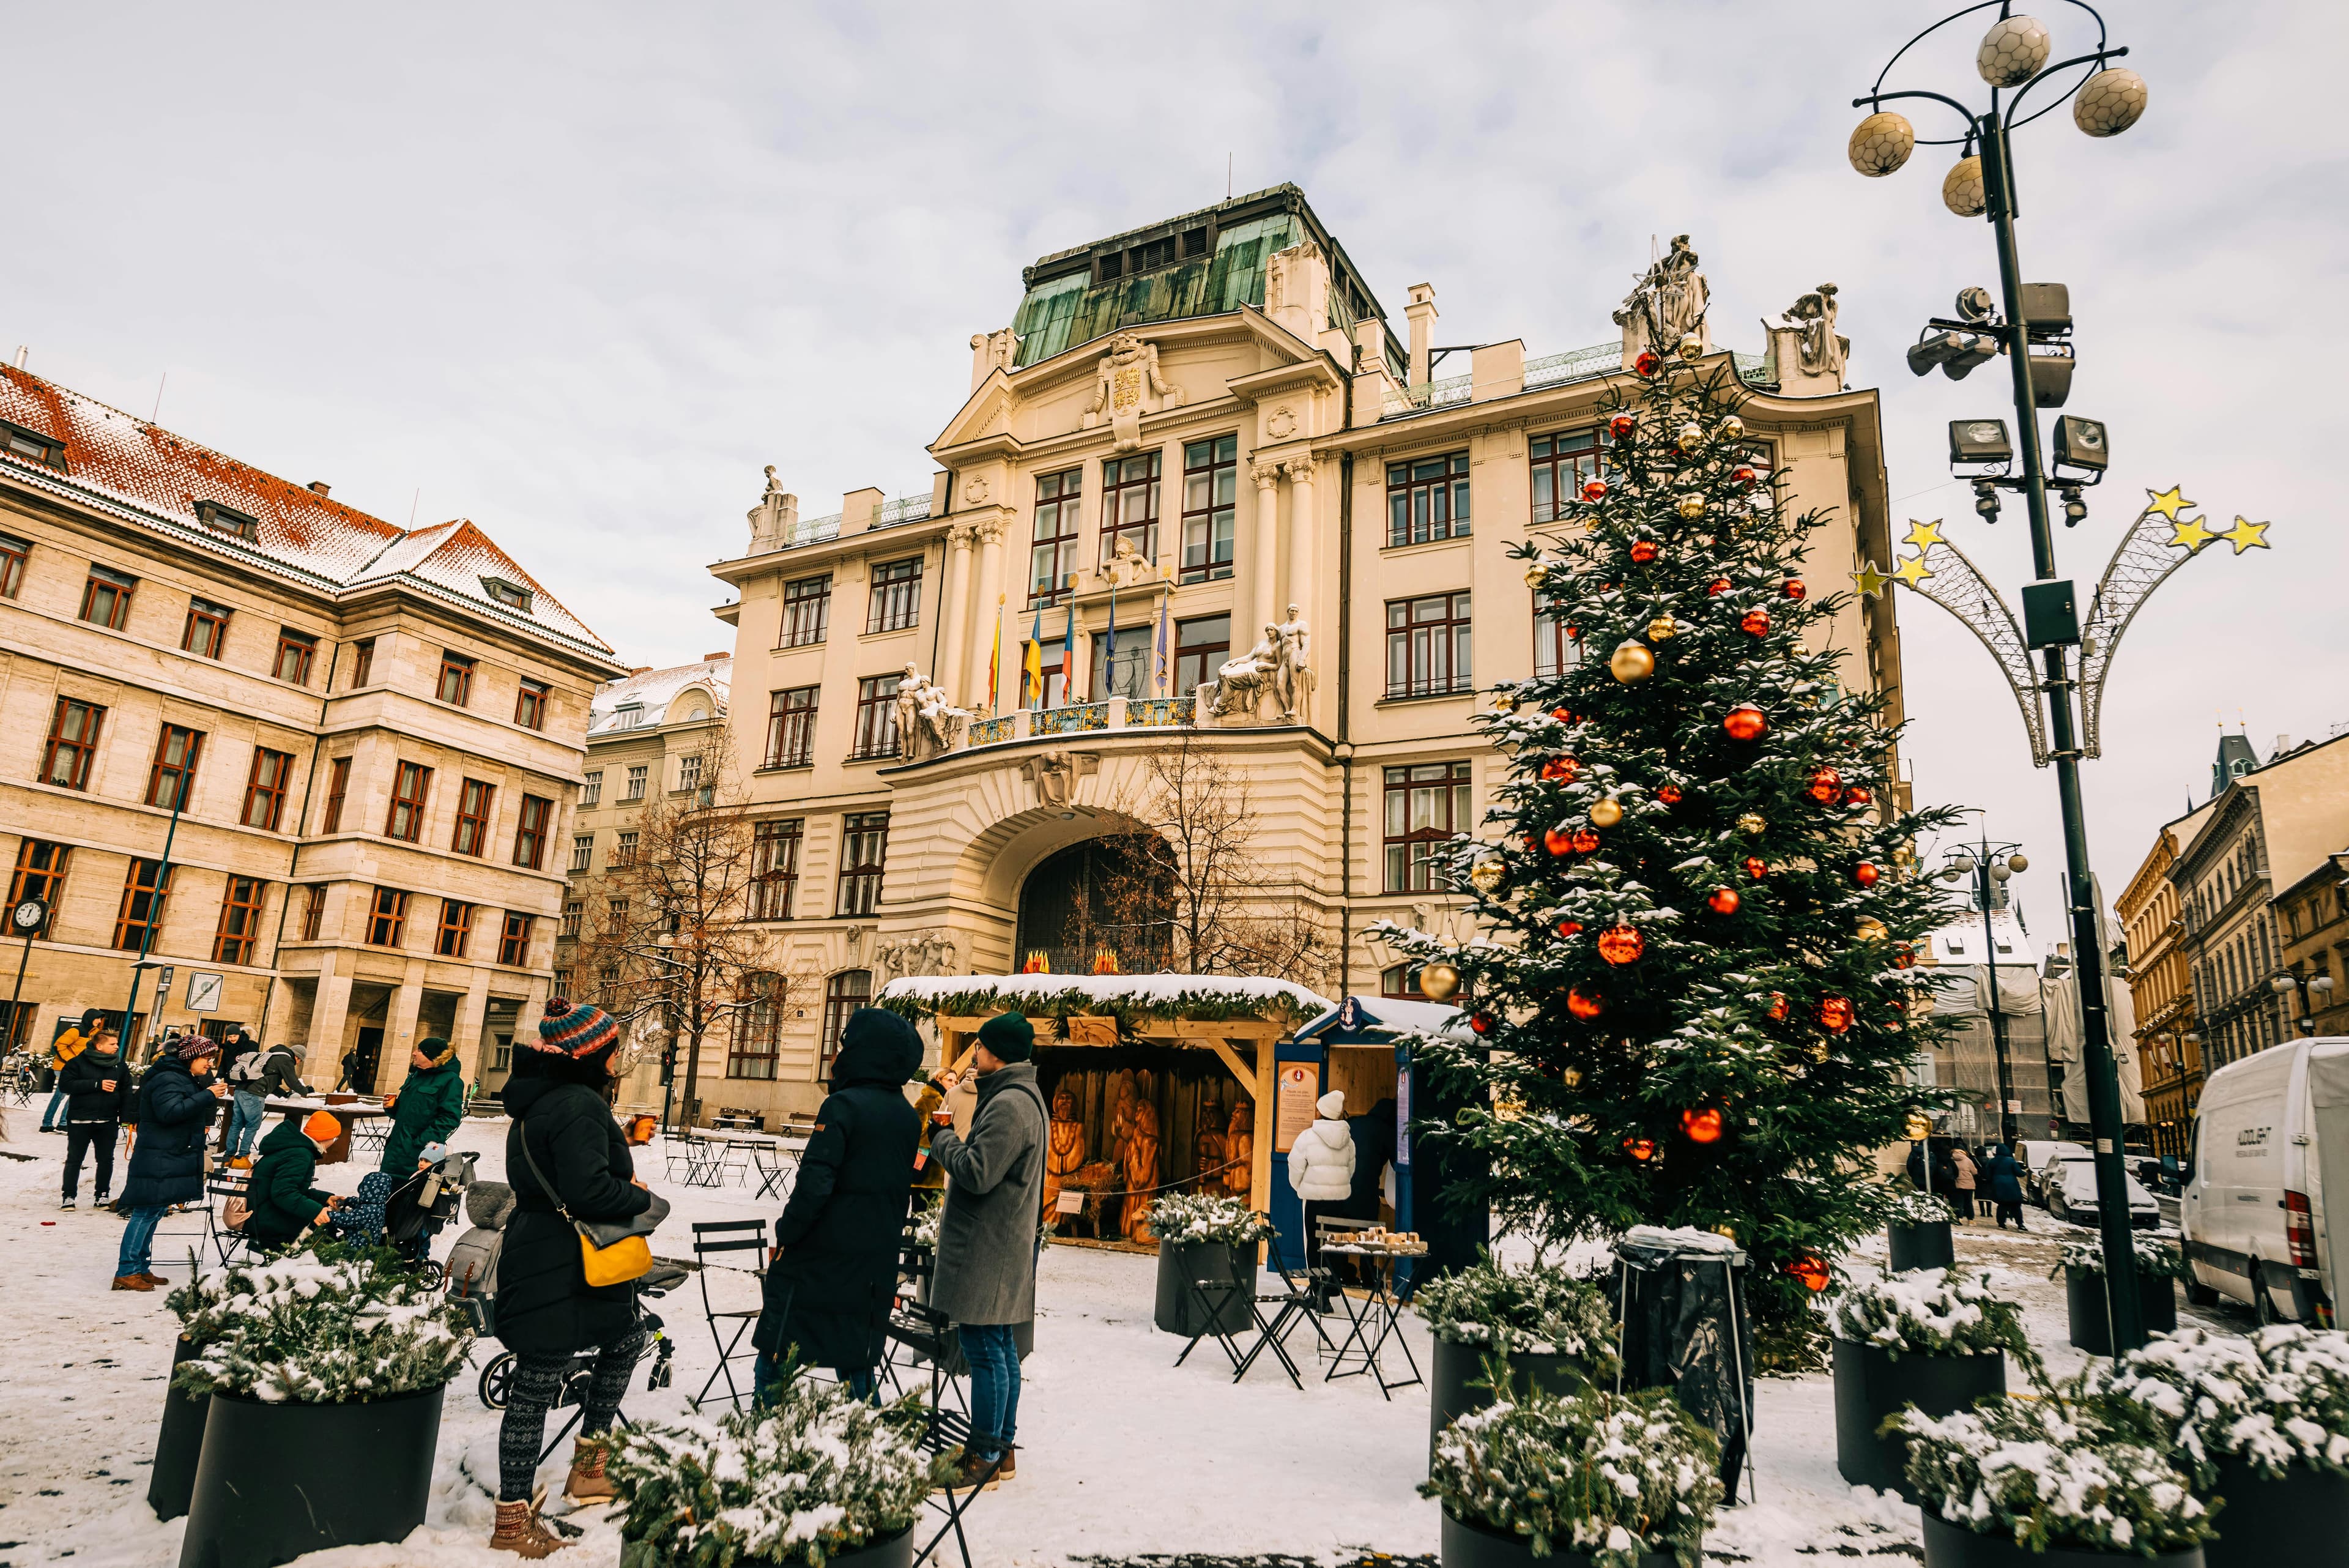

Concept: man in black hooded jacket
[[752, 1006, 922, 1402]]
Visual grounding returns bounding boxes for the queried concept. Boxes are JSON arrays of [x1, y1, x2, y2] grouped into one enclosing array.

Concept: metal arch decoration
[[2078, 486, 2271, 759], [1896, 530, 2052, 766]]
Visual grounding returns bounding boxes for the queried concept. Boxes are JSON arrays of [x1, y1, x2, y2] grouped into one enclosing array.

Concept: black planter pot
[[625, 1523, 914, 1568], [1833, 1339, 2005, 1500], [1440, 1509, 1679, 1568], [1153, 1239, 1255, 1338], [2202, 1455, 2349, 1568], [1888, 1221, 1956, 1273], [1921, 1507, 2203, 1568], [2064, 1268, 2179, 1355], [1429, 1338, 1589, 1458], [149, 1336, 209, 1523], [178, 1384, 445, 1568]]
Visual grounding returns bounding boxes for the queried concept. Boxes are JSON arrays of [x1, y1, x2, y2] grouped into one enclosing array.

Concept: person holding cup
[[58, 1029, 133, 1210], [113, 1035, 225, 1290]]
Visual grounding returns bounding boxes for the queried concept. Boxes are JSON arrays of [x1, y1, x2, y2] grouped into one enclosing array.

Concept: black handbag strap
[[513, 1117, 579, 1228]]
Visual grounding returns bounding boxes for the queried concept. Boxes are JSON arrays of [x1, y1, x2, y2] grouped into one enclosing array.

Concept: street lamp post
[[1943, 836, 2030, 1146], [2271, 969, 2336, 1036], [1847, 2, 2153, 1350]]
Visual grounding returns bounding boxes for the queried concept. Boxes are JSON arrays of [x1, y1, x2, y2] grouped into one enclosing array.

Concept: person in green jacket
[[380, 1036, 466, 1174], [243, 1110, 344, 1251]]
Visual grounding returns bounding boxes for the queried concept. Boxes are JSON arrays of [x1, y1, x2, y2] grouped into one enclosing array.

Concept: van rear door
[[2194, 1047, 2298, 1307], [2305, 1039, 2349, 1322]]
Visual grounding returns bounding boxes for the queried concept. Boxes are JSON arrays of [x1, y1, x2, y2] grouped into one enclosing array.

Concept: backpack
[[231, 1048, 275, 1085]]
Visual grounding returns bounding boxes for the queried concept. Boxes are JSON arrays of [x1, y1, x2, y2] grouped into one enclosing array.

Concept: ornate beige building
[[0, 365, 622, 1089], [697, 185, 1909, 1120]]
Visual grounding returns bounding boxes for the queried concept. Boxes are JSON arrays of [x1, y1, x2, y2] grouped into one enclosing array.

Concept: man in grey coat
[[926, 1010, 1047, 1488]]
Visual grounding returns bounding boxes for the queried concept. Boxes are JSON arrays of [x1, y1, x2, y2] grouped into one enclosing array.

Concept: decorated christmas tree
[[1383, 350, 1958, 1343]]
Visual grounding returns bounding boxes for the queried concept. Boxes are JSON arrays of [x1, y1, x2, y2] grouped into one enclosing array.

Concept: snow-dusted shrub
[[2094, 1325, 2349, 1484], [1885, 1189, 1958, 1226], [1827, 1268, 2028, 1359], [1414, 1255, 1621, 1375], [2051, 1232, 2188, 1280], [166, 1243, 472, 1403], [1142, 1192, 1272, 1246], [610, 1377, 946, 1567], [1423, 1386, 1720, 1568], [1894, 1381, 2213, 1556]]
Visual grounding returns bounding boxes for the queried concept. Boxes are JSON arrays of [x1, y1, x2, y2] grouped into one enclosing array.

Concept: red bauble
[[1893, 944, 1917, 970], [1570, 828, 1601, 855], [1842, 786, 1874, 809], [1630, 539, 1660, 564], [1787, 1254, 1831, 1293], [1783, 578, 1808, 601], [1580, 477, 1608, 502], [1597, 925, 1645, 965], [1469, 1013, 1493, 1035], [1766, 992, 1790, 1021], [1556, 919, 1584, 938], [1855, 862, 1881, 887], [1568, 985, 1605, 1020], [1552, 707, 1575, 723], [1723, 705, 1768, 741], [1521, 833, 1540, 852], [1634, 349, 1661, 377], [1744, 856, 1766, 879], [1607, 412, 1637, 440], [1806, 767, 1842, 803], [1623, 1135, 1657, 1162], [1707, 888, 1742, 915], [1544, 827, 1574, 856], [1680, 1107, 1724, 1144], [1740, 609, 1772, 636], [1706, 577, 1732, 596], [1656, 785, 1683, 805], [1541, 757, 1578, 783], [1817, 996, 1854, 1033], [1733, 465, 1761, 489]]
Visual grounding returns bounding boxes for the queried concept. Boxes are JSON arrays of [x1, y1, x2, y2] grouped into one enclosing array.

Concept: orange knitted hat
[[302, 1110, 343, 1143]]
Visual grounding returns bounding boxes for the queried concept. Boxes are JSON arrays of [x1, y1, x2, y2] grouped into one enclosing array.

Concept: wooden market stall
[[878, 975, 1333, 1249]]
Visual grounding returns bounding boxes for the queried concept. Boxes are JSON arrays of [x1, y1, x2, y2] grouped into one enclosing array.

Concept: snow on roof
[[1294, 996, 1470, 1042], [0, 364, 613, 658], [1927, 907, 2038, 968], [880, 973, 1335, 1019], [589, 657, 732, 736]]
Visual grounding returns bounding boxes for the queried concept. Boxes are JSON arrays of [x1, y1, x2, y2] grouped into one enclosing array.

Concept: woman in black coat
[[114, 1038, 224, 1290], [488, 999, 658, 1556], [752, 1008, 922, 1401]]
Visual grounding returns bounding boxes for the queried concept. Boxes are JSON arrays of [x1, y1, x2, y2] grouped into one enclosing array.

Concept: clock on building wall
[[10, 897, 45, 937]]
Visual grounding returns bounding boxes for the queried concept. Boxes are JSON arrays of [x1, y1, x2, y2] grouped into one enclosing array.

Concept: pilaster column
[[967, 520, 1006, 715], [380, 970, 425, 1094], [937, 524, 975, 702], [1249, 461, 1282, 642], [451, 973, 492, 1087], [1283, 456, 1317, 631]]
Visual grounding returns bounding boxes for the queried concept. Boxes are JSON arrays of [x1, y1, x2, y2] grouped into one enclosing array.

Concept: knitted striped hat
[[533, 997, 619, 1059]]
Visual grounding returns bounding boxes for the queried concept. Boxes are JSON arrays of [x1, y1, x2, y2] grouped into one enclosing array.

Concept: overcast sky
[[6, 1, 2342, 931]]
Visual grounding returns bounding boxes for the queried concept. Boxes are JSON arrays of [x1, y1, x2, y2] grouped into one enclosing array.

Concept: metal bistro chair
[[748, 1137, 795, 1202], [688, 1219, 769, 1410], [202, 1170, 254, 1269]]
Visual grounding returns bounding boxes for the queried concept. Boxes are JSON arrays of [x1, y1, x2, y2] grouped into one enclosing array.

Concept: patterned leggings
[[497, 1328, 646, 1502]]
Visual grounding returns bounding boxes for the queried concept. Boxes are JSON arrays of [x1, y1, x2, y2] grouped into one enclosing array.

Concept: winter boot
[[563, 1436, 615, 1504], [489, 1497, 571, 1557], [59, 1197, 75, 1211], [111, 1274, 154, 1291], [139, 1271, 171, 1286], [996, 1446, 1017, 1482]]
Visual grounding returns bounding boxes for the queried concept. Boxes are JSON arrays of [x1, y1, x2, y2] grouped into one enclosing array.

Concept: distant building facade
[[0, 366, 621, 1089], [2118, 808, 2210, 1157], [694, 186, 1911, 1121]]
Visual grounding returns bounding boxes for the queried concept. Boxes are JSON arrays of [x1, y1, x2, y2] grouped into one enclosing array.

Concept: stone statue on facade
[[1614, 234, 1710, 360], [892, 663, 968, 763], [874, 929, 959, 984], [1082, 331, 1184, 453], [1273, 604, 1315, 722], [1208, 625, 1283, 720], [1022, 748, 1096, 809], [745, 466, 799, 554], [1779, 281, 1848, 387]]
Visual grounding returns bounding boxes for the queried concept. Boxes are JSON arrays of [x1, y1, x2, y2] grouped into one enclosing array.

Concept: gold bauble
[[1713, 1224, 1737, 1241], [1419, 960, 1461, 1001], [1792, 639, 1811, 657], [1589, 798, 1625, 829], [1561, 1066, 1584, 1090], [1737, 812, 1767, 836], [1676, 332, 1704, 362], [1677, 496, 1705, 520], [1677, 421, 1704, 451], [1608, 641, 1657, 685], [1491, 691, 1517, 713], [1469, 858, 1506, 894], [1646, 615, 1679, 641], [1721, 415, 1745, 441], [1905, 1111, 1933, 1141], [1856, 916, 1890, 943], [1523, 561, 1548, 589]]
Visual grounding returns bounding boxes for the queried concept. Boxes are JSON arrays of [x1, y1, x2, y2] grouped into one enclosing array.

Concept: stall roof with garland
[[878, 974, 1334, 1028]]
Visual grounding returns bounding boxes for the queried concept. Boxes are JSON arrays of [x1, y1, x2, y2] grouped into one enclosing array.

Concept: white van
[[2180, 1037, 2348, 1325]]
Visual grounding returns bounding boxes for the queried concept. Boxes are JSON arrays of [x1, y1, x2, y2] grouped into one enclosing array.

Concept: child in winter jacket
[[1288, 1090, 1356, 1292], [242, 1111, 344, 1252], [58, 1031, 133, 1208]]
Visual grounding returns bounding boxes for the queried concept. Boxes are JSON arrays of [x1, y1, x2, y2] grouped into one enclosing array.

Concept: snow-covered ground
[[0, 1115, 2254, 1568]]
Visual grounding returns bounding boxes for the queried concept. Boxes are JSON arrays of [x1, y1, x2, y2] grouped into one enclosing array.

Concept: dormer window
[[1, 418, 65, 470], [614, 701, 644, 730], [482, 576, 533, 612], [195, 500, 259, 541], [1097, 251, 1123, 284]]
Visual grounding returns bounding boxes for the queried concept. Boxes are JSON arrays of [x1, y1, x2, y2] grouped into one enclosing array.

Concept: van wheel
[[2252, 1265, 2284, 1326], [2183, 1271, 2219, 1307]]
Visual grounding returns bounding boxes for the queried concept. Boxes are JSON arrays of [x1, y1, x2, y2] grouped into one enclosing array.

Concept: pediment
[[934, 372, 1017, 453]]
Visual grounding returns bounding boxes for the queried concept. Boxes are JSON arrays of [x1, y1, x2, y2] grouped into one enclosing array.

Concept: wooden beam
[[1203, 1037, 1254, 1088], [1251, 1042, 1275, 1217]]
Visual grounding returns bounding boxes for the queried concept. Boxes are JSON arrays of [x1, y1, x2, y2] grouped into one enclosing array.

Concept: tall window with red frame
[[147, 724, 204, 809], [512, 794, 552, 869], [765, 686, 818, 768], [242, 747, 293, 830], [866, 558, 922, 633], [213, 876, 267, 964], [514, 679, 550, 730], [320, 756, 351, 832], [113, 859, 173, 951], [836, 812, 888, 916], [436, 651, 475, 705], [366, 887, 409, 946], [779, 574, 831, 647], [298, 883, 327, 942], [1529, 428, 1605, 525], [80, 565, 135, 630], [451, 778, 496, 856], [0, 531, 27, 598], [273, 628, 317, 685], [820, 970, 872, 1072], [385, 761, 432, 841], [1026, 468, 1082, 606], [1100, 450, 1160, 565], [41, 698, 105, 790], [182, 598, 231, 658], [1179, 436, 1238, 582], [850, 676, 901, 760], [436, 899, 475, 957], [1383, 760, 1474, 892], [496, 912, 533, 966], [7, 840, 70, 935], [1384, 592, 1473, 697]]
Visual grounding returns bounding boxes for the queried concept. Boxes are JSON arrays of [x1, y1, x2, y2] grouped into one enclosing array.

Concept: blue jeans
[[959, 1323, 1020, 1459], [39, 1085, 67, 1130], [118, 1205, 166, 1277], [753, 1347, 875, 1407], [225, 1091, 268, 1158]]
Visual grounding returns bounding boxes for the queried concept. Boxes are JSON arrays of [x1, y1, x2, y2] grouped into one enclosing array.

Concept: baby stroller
[[335, 1150, 476, 1282]]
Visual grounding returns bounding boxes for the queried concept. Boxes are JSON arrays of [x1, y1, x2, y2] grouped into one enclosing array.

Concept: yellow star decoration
[[1902, 518, 1946, 552], [2168, 514, 2216, 552], [2144, 486, 2195, 522], [1891, 552, 1935, 589], [2221, 515, 2271, 554], [1852, 561, 1891, 599]]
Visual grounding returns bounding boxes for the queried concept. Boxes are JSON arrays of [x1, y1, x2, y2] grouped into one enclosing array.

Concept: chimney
[[306, 481, 331, 497], [1405, 283, 1439, 388], [2276, 732, 2293, 758], [703, 651, 729, 661]]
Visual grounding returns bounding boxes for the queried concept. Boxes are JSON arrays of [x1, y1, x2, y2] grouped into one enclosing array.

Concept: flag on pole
[[1105, 573, 1118, 699], [1154, 590, 1171, 695], [1061, 596, 1076, 704], [987, 593, 1003, 712], [1024, 603, 1044, 707]]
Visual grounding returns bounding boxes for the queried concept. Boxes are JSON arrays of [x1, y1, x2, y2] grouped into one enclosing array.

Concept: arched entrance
[[1013, 836, 1172, 974]]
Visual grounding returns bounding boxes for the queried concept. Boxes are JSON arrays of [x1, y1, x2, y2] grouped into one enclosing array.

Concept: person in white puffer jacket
[[1289, 1090, 1356, 1298]]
